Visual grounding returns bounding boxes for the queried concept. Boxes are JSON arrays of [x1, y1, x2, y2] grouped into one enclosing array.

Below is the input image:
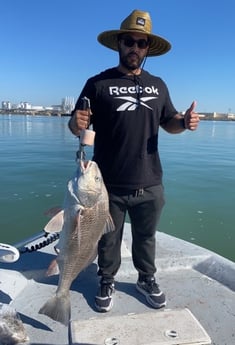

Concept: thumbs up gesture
[[184, 101, 200, 131]]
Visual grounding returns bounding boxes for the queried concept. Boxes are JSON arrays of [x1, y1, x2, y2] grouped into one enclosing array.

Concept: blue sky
[[1, 0, 234, 113]]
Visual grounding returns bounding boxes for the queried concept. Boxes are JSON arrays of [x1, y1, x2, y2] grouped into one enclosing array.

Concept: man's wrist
[[181, 117, 186, 130]]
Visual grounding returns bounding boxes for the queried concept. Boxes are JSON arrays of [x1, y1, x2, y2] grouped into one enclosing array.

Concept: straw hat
[[97, 10, 171, 56]]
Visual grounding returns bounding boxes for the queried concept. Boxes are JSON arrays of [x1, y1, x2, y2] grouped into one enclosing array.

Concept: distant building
[[31, 106, 44, 111], [51, 105, 62, 112], [228, 113, 235, 120], [2, 101, 12, 110], [19, 102, 31, 110], [61, 96, 75, 114]]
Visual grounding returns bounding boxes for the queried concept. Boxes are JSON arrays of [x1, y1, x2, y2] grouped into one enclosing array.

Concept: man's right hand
[[68, 109, 90, 136]]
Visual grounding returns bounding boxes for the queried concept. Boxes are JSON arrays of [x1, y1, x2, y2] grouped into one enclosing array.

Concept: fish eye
[[95, 176, 101, 182]]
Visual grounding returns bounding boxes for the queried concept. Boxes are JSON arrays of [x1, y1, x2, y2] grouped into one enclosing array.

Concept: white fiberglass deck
[[0, 223, 235, 344]]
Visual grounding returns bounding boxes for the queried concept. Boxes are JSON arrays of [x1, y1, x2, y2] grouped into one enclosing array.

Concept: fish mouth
[[80, 160, 92, 172]]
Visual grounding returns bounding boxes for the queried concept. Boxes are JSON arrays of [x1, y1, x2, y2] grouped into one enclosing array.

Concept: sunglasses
[[121, 37, 149, 49]]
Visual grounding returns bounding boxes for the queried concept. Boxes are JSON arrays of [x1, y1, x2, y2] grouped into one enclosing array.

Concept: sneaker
[[94, 278, 115, 312], [136, 276, 166, 309]]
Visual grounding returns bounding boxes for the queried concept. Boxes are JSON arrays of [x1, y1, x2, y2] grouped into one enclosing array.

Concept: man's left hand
[[184, 101, 200, 131]]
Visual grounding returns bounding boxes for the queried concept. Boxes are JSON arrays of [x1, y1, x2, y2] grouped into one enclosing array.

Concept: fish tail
[[39, 294, 71, 326]]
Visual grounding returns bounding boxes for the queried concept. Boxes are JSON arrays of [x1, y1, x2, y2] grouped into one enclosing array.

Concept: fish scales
[[57, 204, 108, 291], [39, 160, 115, 326]]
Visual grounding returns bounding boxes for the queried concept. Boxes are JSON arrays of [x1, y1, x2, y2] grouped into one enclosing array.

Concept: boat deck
[[1, 223, 235, 345]]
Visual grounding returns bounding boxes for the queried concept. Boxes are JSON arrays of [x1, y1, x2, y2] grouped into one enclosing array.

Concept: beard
[[119, 51, 145, 71]]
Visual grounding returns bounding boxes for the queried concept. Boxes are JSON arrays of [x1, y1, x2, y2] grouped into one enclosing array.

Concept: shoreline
[[0, 110, 70, 117], [1, 110, 235, 120]]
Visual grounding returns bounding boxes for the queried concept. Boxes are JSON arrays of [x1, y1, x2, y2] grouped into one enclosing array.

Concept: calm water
[[1, 115, 234, 262]]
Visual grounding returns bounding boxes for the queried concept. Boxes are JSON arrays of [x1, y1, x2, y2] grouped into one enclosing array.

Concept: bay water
[[0, 115, 234, 262]]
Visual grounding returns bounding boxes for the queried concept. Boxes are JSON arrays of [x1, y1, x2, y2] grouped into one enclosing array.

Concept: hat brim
[[97, 30, 171, 56]]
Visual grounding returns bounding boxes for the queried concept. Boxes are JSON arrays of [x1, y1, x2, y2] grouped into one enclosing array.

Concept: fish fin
[[87, 248, 98, 266], [44, 206, 62, 218], [44, 210, 64, 233], [103, 213, 115, 234], [46, 258, 60, 276], [39, 294, 71, 326]]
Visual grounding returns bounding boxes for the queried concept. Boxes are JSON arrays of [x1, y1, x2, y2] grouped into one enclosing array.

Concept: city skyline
[[1, 96, 75, 113]]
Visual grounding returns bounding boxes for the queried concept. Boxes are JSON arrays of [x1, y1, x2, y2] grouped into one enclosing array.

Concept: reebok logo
[[115, 96, 157, 111], [109, 85, 159, 111], [109, 85, 159, 96]]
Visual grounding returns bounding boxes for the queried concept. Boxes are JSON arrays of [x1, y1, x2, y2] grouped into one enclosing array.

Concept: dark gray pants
[[97, 184, 165, 280]]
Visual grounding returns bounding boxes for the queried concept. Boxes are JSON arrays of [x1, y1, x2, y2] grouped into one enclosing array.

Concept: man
[[68, 9, 199, 312]]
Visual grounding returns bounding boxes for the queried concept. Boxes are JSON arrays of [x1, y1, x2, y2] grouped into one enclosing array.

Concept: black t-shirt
[[74, 67, 178, 189]]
